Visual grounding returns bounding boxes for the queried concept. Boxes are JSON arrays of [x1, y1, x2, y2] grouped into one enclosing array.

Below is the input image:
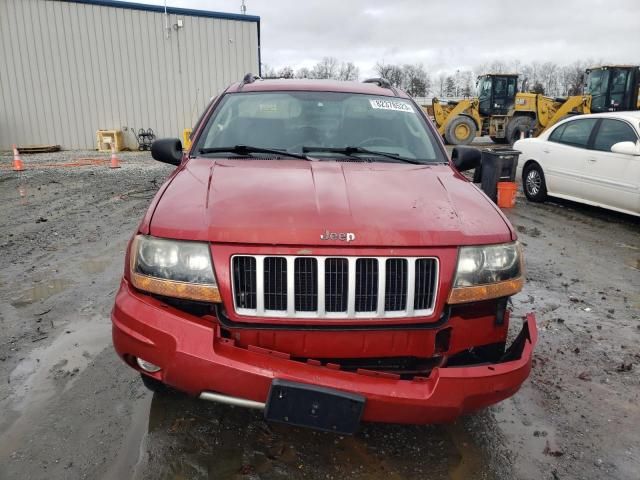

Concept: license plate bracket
[[264, 379, 365, 435]]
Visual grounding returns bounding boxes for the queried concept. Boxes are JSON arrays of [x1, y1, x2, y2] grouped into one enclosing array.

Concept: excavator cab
[[477, 74, 518, 117], [585, 66, 640, 113]]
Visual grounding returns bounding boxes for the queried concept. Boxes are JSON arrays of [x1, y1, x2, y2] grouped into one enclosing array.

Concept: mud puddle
[[81, 258, 111, 274], [108, 391, 499, 480], [10, 279, 72, 307], [0, 318, 111, 457]]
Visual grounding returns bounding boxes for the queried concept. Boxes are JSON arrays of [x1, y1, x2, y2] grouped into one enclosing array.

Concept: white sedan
[[514, 111, 640, 217]]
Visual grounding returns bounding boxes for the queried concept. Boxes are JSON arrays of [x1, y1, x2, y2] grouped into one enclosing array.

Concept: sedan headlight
[[448, 242, 524, 304], [129, 235, 220, 302]]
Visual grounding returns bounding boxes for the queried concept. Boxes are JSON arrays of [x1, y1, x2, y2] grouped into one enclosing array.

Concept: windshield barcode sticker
[[369, 99, 414, 113]]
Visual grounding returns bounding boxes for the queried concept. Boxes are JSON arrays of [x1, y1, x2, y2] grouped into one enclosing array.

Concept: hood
[[149, 158, 514, 247]]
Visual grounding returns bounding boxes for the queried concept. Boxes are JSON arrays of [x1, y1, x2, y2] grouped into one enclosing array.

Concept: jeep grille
[[231, 255, 438, 319]]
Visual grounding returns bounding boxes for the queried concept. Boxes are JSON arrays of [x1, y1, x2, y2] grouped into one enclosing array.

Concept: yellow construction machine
[[430, 65, 640, 145]]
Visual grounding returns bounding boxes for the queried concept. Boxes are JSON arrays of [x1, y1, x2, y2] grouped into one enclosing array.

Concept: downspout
[[257, 18, 262, 77]]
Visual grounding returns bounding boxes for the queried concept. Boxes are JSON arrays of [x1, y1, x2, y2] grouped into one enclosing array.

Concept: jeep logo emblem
[[320, 230, 356, 242]]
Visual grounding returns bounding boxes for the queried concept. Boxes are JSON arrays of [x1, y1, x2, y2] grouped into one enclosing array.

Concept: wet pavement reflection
[[122, 391, 498, 480]]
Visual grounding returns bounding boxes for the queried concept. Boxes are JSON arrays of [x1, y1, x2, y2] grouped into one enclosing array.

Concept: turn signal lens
[[448, 277, 524, 304]]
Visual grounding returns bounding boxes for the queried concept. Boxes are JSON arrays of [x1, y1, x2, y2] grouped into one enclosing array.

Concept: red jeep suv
[[111, 75, 536, 434]]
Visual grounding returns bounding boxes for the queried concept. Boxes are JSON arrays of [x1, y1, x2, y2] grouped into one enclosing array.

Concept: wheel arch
[[521, 158, 544, 180]]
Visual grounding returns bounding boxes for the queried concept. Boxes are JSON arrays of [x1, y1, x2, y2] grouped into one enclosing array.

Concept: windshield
[[194, 91, 445, 163]]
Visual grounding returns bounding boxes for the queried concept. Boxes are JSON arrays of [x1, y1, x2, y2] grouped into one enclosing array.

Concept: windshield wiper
[[199, 145, 311, 161], [301, 146, 423, 165]]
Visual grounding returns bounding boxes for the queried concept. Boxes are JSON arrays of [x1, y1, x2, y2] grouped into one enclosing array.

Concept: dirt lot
[[0, 149, 638, 480]]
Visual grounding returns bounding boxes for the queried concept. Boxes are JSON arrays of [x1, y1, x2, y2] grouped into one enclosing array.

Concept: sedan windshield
[[194, 91, 445, 163]]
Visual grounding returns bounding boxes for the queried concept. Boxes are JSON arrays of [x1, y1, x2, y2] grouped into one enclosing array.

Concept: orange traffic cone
[[109, 143, 121, 169], [12, 145, 24, 171]]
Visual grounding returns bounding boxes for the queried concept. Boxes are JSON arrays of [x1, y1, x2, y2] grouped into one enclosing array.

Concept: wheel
[[506, 116, 534, 144], [522, 162, 547, 202], [490, 136, 509, 144], [140, 373, 171, 394], [444, 116, 477, 145]]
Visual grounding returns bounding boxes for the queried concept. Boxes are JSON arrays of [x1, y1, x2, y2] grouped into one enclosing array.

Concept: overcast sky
[[134, 0, 640, 77]]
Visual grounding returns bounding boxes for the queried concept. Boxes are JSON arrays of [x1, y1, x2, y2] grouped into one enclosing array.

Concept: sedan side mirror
[[610, 141, 640, 156], [151, 138, 183, 165], [452, 146, 482, 172]]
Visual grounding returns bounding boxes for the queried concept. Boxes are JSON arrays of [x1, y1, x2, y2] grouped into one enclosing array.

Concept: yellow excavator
[[430, 65, 640, 145]]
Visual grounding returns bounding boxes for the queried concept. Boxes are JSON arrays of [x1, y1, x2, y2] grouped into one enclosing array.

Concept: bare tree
[[539, 62, 559, 96], [561, 60, 589, 95], [457, 70, 473, 97], [402, 64, 431, 97], [277, 66, 295, 79], [295, 67, 311, 79], [311, 57, 339, 79], [488, 60, 507, 73], [436, 73, 447, 97], [337, 62, 359, 81], [374, 62, 405, 87], [261, 64, 276, 78], [444, 76, 456, 97]]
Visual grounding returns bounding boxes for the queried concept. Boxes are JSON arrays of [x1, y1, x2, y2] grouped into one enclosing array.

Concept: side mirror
[[452, 146, 482, 172], [611, 141, 640, 156], [151, 138, 183, 165]]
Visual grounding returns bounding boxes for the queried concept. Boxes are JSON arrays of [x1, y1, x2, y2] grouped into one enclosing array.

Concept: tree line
[[263, 57, 619, 99]]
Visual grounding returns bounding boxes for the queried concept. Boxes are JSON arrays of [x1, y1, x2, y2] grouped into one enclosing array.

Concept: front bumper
[[111, 280, 537, 424]]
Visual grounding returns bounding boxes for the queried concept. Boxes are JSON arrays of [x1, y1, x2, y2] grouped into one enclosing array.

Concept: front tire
[[523, 162, 547, 202], [506, 116, 534, 144], [444, 116, 477, 145]]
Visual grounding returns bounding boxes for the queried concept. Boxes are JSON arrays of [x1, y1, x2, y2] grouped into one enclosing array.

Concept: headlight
[[129, 235, 221, 302], [448, 242, 523, 304]]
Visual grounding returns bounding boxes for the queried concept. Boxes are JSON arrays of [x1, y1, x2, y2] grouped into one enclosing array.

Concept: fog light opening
[[136, 357, 161, 373]]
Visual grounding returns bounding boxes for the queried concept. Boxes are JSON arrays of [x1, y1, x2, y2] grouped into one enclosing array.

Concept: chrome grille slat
[[347, 257, 357, 317], [255, 256, 264, 314], [286, 256, 295, 314], [231, 255, 438, 319], [406, 259, 416, 317], [376, 258, 386, 316]]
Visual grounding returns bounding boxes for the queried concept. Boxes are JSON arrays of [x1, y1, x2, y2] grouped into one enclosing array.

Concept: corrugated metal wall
[[0, 0, 259, 150]]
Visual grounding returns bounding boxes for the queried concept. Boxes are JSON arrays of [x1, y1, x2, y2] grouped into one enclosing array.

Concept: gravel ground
[[0, 148, 638, 480]]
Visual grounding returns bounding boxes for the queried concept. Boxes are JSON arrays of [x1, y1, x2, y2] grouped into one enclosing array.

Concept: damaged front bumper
[[112, 279, 537, 427]]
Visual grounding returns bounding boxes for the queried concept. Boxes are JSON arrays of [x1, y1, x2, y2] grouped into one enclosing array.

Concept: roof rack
[[239, 72, 261, 89], [362, 77, 398, 95]]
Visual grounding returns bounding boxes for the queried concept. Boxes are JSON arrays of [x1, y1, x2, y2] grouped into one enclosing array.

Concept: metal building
[[0, 0, 261, 150]]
